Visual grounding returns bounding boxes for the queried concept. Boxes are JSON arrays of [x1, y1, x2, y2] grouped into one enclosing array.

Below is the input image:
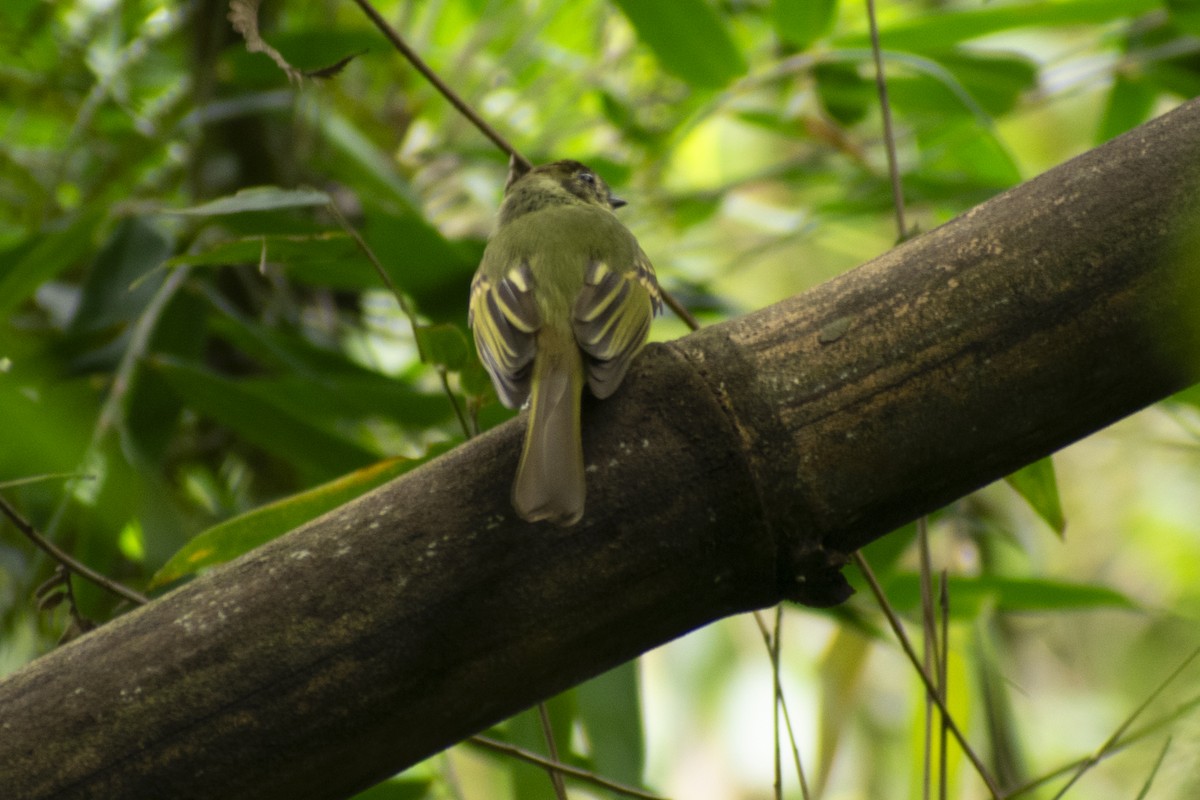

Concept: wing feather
[[468, 262, 540, 408], [572, 251, 662, 399]]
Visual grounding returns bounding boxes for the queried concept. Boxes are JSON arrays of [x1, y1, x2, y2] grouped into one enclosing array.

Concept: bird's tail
[[512, 343, 585, 526]]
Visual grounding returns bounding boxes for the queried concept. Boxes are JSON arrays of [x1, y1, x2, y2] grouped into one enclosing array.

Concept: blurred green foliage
[[1, 0, 1199, 798]]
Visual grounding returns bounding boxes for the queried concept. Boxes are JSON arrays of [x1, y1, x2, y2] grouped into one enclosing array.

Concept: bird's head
[[499, 160, 625, 223]]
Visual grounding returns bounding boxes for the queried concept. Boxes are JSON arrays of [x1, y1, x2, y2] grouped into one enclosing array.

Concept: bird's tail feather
[[512, 346, 585, 526]]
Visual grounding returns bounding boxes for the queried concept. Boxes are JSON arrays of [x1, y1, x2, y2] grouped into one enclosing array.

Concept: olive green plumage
[[468, 160, 662, 525]]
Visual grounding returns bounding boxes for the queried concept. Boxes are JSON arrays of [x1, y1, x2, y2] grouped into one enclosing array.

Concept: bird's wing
[[572, 249, 662, 399], [468, 261, 540, 409]]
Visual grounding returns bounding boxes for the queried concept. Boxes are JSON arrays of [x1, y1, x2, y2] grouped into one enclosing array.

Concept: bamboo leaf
[[1006, 457, 1066, 535], [168, 187, 331, 216]]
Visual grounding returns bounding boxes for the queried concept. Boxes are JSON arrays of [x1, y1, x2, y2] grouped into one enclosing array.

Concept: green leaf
[[671, 195, 723, 230], [817, 628, 872, 784], [599, 90, 659, 145], [69, 217, 172, 334], [859, 521, 919, 579], [576, 661, 645, 787], [166, 232, 373, 290], [309, 108, 422, 212], [1168, 0, 1200, 35], [152, 357, 380, 482], [814, 62, 872, 126], [915, 117, 1021, 192], [773, 0, 837, 49], [611, 0, 748, 89], [818, 48, 996, 129], [1006, 456, 1065, 535], [361, 205, 481, 320], [0, 209, 106, 315], [126, 290, 208, 461], [168, 186, 332, 216], [878, 49, 1036, 122], [0, 346, 95, 480], [206, 310, 370, 378], [203, 313, 452, 428], [348, 777, 434, 800], [1169, 382, 1200, 411], [928, 50, 1037, 117], [460, 357, 494, 399], [880, 574, 1137, 617], [416, 323, 470, 370], [1142, 60, 1200, 100], [150, 453, 436, 587], [1096, 75, 1158, 144], [836, 0, 1160, 50], [245, 374, 452, 434]]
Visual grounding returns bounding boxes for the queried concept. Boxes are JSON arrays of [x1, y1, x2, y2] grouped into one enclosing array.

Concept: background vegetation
[[2, 0, 1200, 798]]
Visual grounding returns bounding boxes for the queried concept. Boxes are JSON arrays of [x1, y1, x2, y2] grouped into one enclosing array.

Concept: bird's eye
[[578, 171, 596, 185]]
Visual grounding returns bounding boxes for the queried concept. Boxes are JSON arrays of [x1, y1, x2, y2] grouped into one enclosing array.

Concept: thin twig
[[751, 610, 811, 799], [1003, 691, 1200, 798], [537, 702, 569, 800], [436, 368, 472, 440], [324, 200, 419, 354], [771, 606, 783, 800], [60, 566, 96, 640], [1132, 736, 1170, 800], [938, 571, 950, 800], [1049, 643, 1200, 800], [853, 552, 1002, 799], [865, 0, 909, 241], [347, 0, 530, 171], [918, 516, 936, 800], [782, 678, 812, 800], [0, 473, 93, 490], [662, 290, 700, 332], [468, 736, 669, 800], [0, 495, 148, 607]]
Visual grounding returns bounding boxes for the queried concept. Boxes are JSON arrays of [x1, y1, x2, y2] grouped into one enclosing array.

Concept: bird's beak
[[610, 195, 627, 209]]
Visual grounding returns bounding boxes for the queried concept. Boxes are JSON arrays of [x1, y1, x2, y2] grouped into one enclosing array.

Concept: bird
[[469, 159, 662, 525]]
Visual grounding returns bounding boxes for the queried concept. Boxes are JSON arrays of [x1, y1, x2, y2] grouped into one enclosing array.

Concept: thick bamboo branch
[[2, 99, 1199, 800]]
